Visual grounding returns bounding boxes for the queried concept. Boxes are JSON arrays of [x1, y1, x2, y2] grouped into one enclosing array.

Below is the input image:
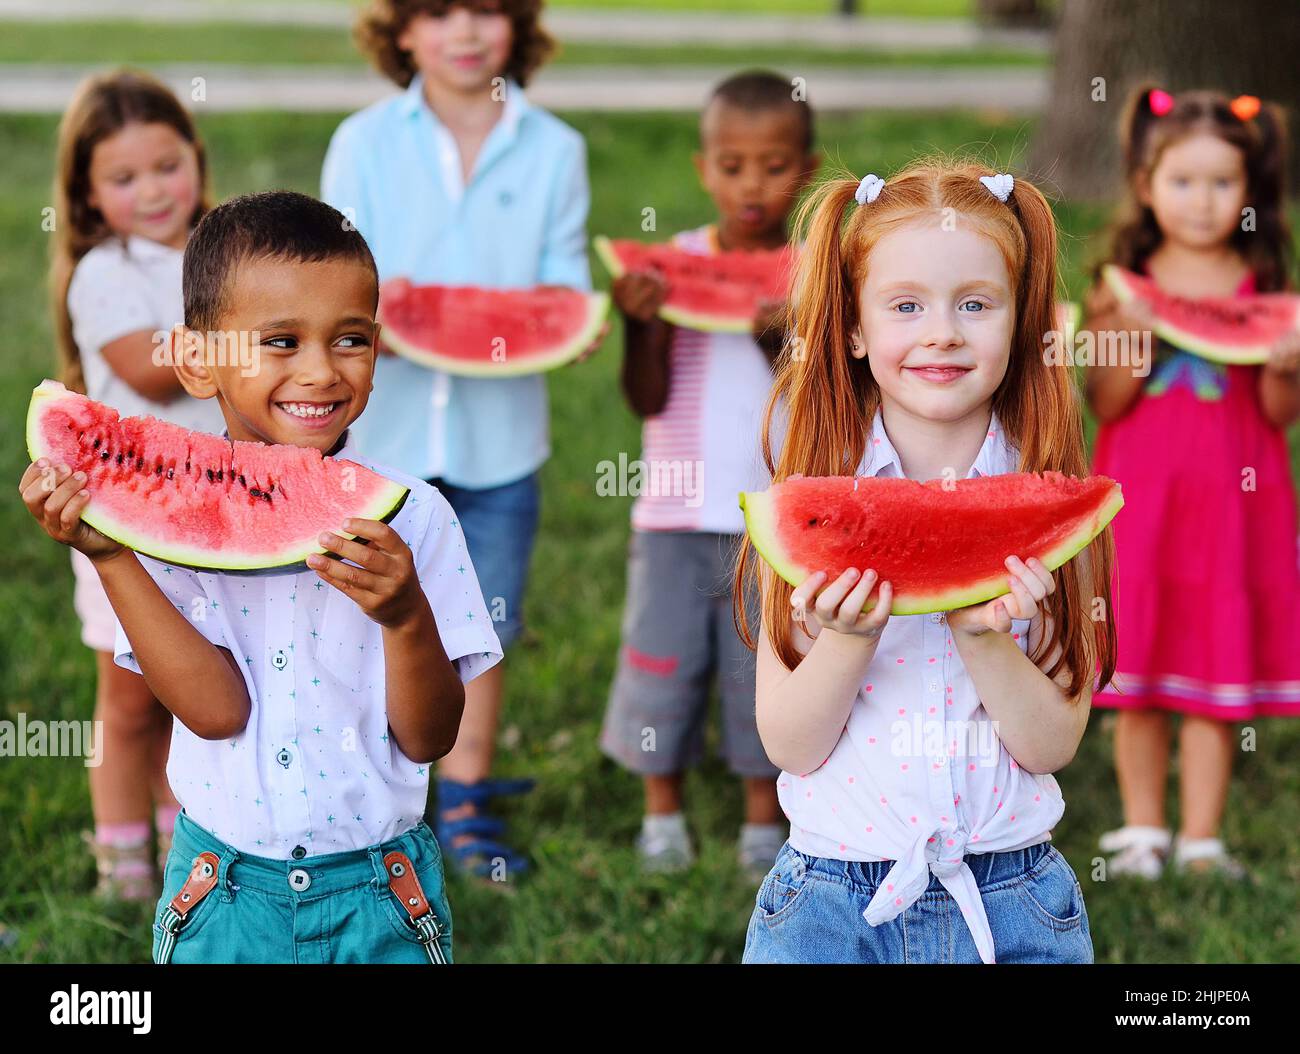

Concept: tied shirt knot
[[862, 825, 999, 964]]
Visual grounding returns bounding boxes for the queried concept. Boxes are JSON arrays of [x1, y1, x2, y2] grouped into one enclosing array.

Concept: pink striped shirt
[[630, 226, 777, 534]]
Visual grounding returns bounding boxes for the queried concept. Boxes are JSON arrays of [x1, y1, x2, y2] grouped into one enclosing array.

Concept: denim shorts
[[743, 839, 1093, 964], [151, 811, 454, 964], [427, 470, 540, 648]]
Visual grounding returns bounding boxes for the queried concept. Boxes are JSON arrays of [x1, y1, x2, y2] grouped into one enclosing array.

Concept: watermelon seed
[[808, 518, 817, 526], [238, 474, 246, 487], [93, 437, 101, 449], [206, 468, 214, 482], [166, 467, 174, 480], [155, 464, 163, 475], [249, 487, 262, 498], [135, 457, 144, 471], [115, 453, 124, 465], [216, 468, 223, 482], [100, 450, 110, 461]]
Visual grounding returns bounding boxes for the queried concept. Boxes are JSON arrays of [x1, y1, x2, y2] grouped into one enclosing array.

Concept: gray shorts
[[601, 530, 777, 779]]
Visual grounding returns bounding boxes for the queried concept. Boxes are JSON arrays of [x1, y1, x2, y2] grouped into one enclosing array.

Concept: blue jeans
[[427, 470, 540, 648], [743, 839, 1093, 964]]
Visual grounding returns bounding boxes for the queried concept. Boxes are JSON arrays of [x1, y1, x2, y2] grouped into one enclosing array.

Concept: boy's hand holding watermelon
[[307, 518, 426, 630], [533, 284, 609, 366], [19, 458, 122, 562], [752, 296, 788, 360], [611, 271, 670, 324]]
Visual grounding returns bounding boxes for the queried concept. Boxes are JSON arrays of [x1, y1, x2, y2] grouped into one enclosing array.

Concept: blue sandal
[[434, 777, 536, 878]]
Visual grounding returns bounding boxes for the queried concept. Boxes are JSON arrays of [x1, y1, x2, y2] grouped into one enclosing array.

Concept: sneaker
[[637, 813, 693, 873], [1098, 824, 1171, 880], [738, 823, 787, 882], [1172, 836, 1250, 881]]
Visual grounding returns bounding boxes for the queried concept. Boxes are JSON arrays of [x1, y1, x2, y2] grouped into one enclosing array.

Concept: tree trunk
[[1029, 0, 1300, 201]]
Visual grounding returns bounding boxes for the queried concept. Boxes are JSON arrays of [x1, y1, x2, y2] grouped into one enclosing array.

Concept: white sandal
[[1171, 836, 1249, 881], [1098, 825, 1171, 880]]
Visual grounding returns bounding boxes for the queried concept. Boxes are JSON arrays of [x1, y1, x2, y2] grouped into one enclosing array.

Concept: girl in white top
[[737, 159, 1118, 964], [50, 70, 224, 901]]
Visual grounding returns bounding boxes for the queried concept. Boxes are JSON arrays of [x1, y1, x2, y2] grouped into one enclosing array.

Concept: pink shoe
[[81, 830, 159, 903]]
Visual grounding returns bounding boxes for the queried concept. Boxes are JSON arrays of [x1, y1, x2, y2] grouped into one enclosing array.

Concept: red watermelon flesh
[[26, 380, 408, 573], [593, 235, 795, 333], [1102, 264, 1300, 365], [741, 472, 1123, 615], [378, 280, 609, 377]]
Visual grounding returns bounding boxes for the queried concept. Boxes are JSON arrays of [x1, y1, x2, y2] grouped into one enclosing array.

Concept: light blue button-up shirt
[[321, 75, 591, 487]]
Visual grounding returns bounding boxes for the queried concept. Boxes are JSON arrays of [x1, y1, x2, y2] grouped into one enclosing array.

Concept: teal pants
[[152, 810, 454, 963]]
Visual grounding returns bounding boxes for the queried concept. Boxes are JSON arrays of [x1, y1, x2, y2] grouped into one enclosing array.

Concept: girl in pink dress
[[1083, 85, 1300, 881]]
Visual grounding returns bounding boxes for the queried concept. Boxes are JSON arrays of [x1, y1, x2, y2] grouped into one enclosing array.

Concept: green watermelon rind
[[1101, 263, 1294, 366], [739, 478, 1124, 616], [593, 235, 759, 334], [379, 289, 610, 378], [27, 380, 410, 575]]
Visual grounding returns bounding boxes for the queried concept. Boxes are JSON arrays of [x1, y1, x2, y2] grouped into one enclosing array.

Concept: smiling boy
[[19, 190, 502, 963]]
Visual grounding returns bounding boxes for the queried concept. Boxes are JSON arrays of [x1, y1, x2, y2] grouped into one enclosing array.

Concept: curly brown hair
[[354, 0, 555, 89]]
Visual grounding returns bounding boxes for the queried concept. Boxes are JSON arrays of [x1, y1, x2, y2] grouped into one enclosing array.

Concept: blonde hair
[[735, 156, 1117, 701], [50, 69, 210, 393]]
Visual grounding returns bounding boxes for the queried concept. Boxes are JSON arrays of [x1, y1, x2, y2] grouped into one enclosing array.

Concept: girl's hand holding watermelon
[[945, 555, 1053, 637], [19, 458, 123, 562], [1263, 326, 1300, 376], [611, 271, 669, 324], [789, 566, 893, 644]]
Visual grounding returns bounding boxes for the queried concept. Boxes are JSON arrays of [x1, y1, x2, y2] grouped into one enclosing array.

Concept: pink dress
[[1092, 269, 1300, 719]]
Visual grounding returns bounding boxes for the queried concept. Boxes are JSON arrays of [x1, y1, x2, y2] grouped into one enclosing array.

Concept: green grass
[[1, 108, 1297, 964], [0, 20, 1045, 68]]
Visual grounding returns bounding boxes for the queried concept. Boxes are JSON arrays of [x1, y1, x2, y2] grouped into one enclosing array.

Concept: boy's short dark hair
[[184, 190, 378, 332], [705, 70, 815, 154]]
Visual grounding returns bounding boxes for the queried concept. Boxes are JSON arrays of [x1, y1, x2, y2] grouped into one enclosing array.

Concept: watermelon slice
[[740, 472, 1123, 615], [593, 234, 795, 333], [1101, 264, 1300, 365], [26, 380, 409, 573], [377, 280, 609, 377]]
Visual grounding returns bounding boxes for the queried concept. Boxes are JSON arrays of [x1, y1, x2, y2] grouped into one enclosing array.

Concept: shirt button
[[929, 681, 939, 691], [291, 845, 306, 860], [276, 748, 292, 768], [288, 868, 311, 892], [272, 649, 288, 671]]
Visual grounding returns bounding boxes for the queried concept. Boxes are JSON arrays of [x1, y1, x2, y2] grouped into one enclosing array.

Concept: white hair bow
[[979, 173, 1014, 202], [854, 173, 885, 206]]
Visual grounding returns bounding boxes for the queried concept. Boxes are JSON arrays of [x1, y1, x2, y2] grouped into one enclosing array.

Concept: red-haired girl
[[737, 159, 1115, 964]]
